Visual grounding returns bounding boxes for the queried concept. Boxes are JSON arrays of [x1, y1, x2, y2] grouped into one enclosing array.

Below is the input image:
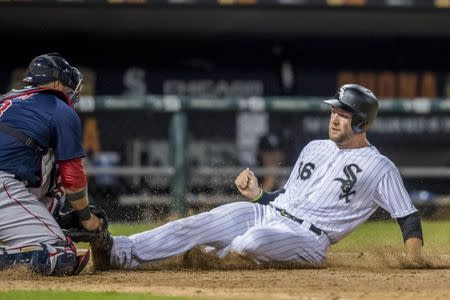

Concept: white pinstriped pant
[[111, 202, 331, 269]]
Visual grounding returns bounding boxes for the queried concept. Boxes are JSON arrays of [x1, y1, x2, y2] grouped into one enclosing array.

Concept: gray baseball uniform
[[0, 54, 91, 276], [0, 152, 65, 247], [111, 140, 417, 268], [0, 85, 86, 275]]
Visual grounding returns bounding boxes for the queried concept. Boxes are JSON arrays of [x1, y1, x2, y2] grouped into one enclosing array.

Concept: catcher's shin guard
[[73, 249, 91, 275], [90, 230, 113, 271], [0, 242, 89, 276]]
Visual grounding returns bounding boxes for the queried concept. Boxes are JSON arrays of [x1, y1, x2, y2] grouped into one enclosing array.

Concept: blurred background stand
[[2, 0, 450, 221]]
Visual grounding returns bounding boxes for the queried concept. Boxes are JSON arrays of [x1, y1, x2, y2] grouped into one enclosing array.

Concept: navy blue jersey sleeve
[[52, 103, 86, 161]]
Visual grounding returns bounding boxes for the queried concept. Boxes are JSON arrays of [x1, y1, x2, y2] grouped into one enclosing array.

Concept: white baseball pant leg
[[111, 202, 330, 269]]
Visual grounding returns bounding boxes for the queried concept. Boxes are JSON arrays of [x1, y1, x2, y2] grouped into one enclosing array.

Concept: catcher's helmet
[[23, 53, 83, 102], [324, 84, 378, 133]]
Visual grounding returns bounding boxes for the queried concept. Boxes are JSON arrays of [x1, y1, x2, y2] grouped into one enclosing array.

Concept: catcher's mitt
[[57, 205, 109, 243]]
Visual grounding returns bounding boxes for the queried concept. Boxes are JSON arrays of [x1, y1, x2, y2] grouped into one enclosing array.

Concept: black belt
[[272, 206, 322, 236]]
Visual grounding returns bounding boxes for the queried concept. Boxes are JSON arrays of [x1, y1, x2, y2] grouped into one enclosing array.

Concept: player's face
[[328, 106, 355, 144]]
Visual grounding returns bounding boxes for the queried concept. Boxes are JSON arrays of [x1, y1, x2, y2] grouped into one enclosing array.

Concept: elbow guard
[[397, 212, 423, 244]]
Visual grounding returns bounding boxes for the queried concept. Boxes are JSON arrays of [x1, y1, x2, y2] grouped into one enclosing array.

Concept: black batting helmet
[[23, 53, 83, 94], [324, 84, 378, 133]]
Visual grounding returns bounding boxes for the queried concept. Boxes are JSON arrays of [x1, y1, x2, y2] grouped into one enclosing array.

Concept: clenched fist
[[234, 168, 261, 200]]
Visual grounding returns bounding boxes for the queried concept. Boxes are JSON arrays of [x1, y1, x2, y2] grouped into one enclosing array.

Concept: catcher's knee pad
[[0, 242, 89, 276]]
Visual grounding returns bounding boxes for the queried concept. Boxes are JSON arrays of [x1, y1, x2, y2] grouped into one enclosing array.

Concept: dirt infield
[[1, 250, 450, 300]]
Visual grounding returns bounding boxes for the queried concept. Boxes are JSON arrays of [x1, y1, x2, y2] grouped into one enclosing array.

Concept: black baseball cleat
[[90, 230, 113, 271]]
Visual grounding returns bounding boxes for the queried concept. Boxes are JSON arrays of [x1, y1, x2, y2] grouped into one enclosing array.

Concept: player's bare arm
[[59, 158, 103, 232], [66, 187, 102, 232], [405, 238, 422, 259]]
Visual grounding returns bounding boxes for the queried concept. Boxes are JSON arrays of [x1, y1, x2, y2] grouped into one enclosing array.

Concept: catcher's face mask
[[66, 67, 84, 104]]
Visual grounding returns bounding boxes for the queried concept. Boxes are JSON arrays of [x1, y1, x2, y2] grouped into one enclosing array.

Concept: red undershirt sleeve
[[59, 157, 87, 190]]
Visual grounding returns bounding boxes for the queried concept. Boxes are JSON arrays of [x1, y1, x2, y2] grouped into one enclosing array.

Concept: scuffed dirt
[[1, 249, 450, 300]]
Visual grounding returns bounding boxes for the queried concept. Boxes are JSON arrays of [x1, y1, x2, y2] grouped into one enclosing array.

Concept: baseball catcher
[[0, 53, 109, 275]]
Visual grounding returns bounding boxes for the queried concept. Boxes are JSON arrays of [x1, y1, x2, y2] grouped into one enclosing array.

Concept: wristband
[[66, 189, 86, 202], [252, 189, 264, 202], [76, 205, 92, 221]]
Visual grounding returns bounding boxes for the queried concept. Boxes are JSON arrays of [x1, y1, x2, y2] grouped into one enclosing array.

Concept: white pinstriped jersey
[[271, 140, 417, 244]]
